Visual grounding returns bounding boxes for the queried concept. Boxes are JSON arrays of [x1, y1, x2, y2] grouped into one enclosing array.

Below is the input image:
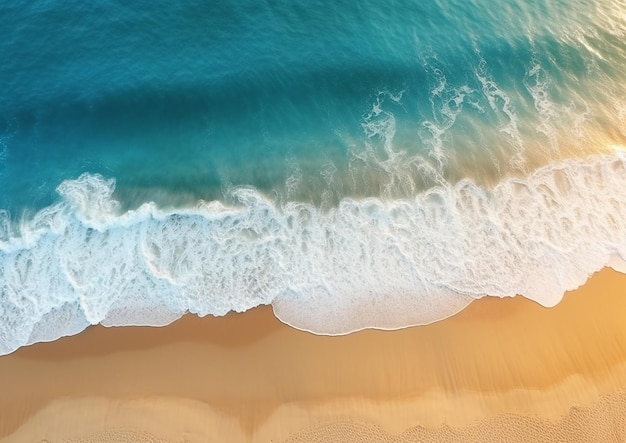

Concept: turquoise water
[[1, 0, 626, 354]]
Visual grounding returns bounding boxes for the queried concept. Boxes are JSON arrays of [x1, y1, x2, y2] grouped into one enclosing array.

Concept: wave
[[1, 152, 625, 355]]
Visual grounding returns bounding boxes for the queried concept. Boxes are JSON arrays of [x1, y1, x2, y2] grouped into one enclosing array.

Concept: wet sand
[[1, 268, 625, 442]]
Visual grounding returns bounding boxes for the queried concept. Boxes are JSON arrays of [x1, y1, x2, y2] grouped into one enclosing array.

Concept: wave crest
[[1, 154, 625, 355]]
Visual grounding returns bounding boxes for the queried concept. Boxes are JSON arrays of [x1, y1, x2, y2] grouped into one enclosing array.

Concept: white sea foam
[[0, 154, 625, 355], [475, 58, 527, 171]]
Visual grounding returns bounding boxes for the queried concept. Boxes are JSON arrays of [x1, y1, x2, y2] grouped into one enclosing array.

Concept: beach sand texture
[[0, 267, 625, 442]]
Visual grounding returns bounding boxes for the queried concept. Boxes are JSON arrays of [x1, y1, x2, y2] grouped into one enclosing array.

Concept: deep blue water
[[2, 0, 622, 213], [1, 0, 626, 354]]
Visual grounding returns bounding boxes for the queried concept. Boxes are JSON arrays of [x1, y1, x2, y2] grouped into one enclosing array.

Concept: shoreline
[[1, 267, 625, 442]]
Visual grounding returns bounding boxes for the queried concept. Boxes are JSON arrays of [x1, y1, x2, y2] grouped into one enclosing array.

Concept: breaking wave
[[1, 153, 625, 355]]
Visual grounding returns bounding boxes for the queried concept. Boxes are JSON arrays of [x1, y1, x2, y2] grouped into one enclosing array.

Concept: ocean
[[1, 0, 625, 355]]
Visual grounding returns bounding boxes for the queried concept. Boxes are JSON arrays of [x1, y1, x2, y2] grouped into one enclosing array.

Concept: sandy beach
[[1, 267, 625, 442]]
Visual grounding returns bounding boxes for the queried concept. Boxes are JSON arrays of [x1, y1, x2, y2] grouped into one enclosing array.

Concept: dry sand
[[0, 268, 625, 442]]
